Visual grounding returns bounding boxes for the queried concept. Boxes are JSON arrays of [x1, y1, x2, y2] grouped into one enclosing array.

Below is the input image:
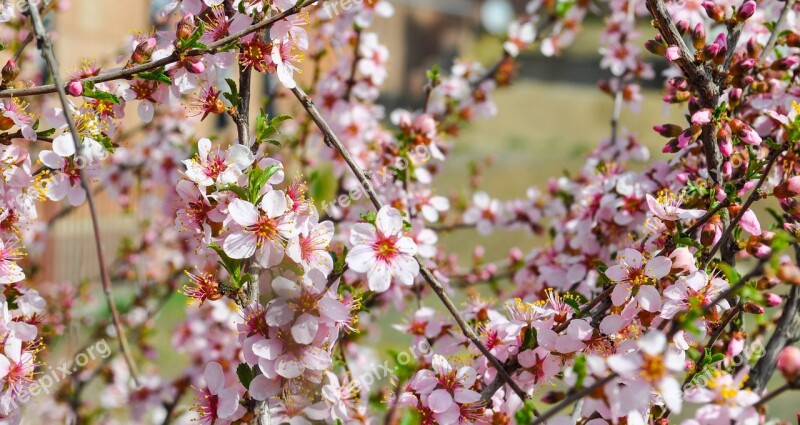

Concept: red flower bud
[[132, 38, 157, 64], [736, 0, 756, 22], [743, 301, 764, 314], [653, 124, 683, 138], [1, 60, 19, 83], [771, 56, 799, 71], [702, 1, 726, 22]]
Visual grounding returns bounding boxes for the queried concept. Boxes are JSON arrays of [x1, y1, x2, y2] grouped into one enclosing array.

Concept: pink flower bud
[[736, 0, 756, 22], [702, 1, 725, 21], [692, 23, 706, 49], [777, 346, 800, 381], [764, 292, 782, 307], [676, 20, 690, 35], [67, 80, 83, 96], [666, 45, 681, 62], [718, 134, 733, 156], [132, 37, 157, 64], [715, 188, 727, 202], [185, 58, 205, 74], [772, 56, 799, 71], [645, 39, 667, 56], [729, 88, 743, 103], [692, 109, 713, 125], [509, 247, 523, 263], [726, 335, 744, 359], [722, 161, 733, 179], [702, 43, 722, 61], [670, 247, 698, 273], [774, 176, 800, 199], [654, 124, 683, 138]]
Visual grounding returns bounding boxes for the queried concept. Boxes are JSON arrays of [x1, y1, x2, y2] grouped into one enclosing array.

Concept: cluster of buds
[[702, 0, 755, 23]]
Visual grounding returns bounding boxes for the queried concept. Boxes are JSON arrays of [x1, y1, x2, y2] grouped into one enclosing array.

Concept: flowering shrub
[[0, 0, 798, 423]]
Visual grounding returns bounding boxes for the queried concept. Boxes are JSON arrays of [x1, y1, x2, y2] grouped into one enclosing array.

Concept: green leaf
[[515, 399, 540, 425], [217, 184, 249, 200], [236, 363, 258, 388], [135, 68, 172, 85], [399, 409, 421, 425], [82, 81, 120, 104], [360, 210, 377, 224], [179, 21, 207, 51], [573, 355, 587, 388], [555, 0, 574, 18], [255, 111, 292, 146], [95, 134, 115, 153], [249, 164, 282, 203], [209, 243, 244, 288], [223, 78, 240, 107], [522, 327, 537, 350]]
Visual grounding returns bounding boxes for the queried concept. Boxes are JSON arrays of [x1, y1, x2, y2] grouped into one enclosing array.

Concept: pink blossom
[[606, 248, 671, 311], [646, 192, 706, 221], [345, 206, 419, 292], [223, 192, 299, 267], [193, 362, 244, 425]]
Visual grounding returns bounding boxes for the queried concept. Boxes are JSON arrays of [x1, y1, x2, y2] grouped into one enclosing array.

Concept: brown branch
[[289, 85, 532, 404], [25, 0, 141, 386], [645, 0, 722, 184], [0, 1, 313, 99]]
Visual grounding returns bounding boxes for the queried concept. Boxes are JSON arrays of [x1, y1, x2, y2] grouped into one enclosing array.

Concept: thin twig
[[25, 0, 141, 386]]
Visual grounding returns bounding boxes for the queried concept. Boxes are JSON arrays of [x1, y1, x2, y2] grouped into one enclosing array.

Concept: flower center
[[626, 267, 649, 286], [639, 353, 666, 382], [437, 371, 458, 391], [248, 215, 278, 246], [373, 236, 398, 262], [202, 153, 228, 179]]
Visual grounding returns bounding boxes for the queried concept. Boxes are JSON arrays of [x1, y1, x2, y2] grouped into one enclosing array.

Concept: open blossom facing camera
[[183, 138, 255, 187], [606, 248, 671, 311], [223, 191, 299, 267], [346, 205, 419, 292]]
